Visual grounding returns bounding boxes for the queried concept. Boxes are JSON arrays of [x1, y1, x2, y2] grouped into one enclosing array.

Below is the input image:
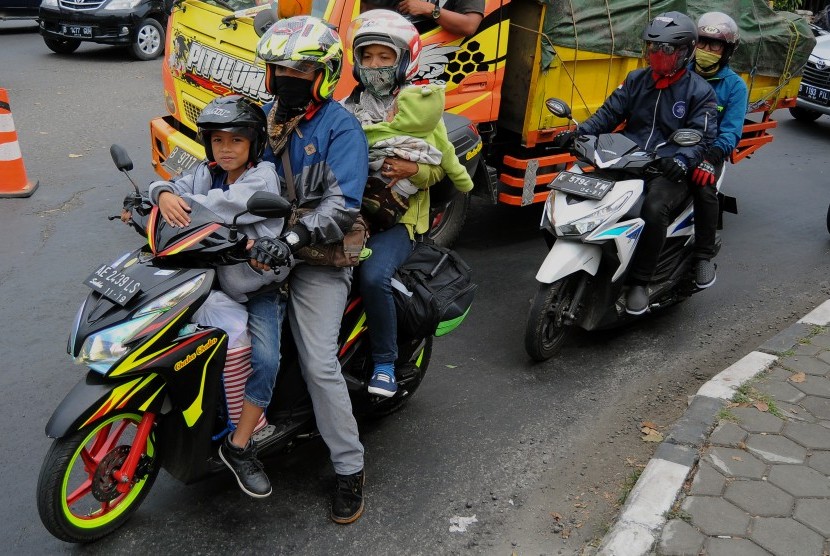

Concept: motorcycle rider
[[688, 11, 748, 288], [255, 16, 370, 524], [146, 95, 289, 498], [554, 11, 718, 315]]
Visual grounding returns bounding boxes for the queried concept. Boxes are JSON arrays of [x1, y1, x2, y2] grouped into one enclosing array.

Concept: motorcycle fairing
[[146, 204, 247, 261], [45, 372, 167, 438], [535, 240, 601, 284]]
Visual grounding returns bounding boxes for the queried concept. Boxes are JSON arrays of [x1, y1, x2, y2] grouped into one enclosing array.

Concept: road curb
[[595, 299, 830, 555]]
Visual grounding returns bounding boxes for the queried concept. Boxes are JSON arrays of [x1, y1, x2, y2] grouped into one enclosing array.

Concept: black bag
[[391, 241, 477, 338]]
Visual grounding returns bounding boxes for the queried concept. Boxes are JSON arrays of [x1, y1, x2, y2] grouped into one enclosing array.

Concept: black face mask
[[271, 75, 314, 121]]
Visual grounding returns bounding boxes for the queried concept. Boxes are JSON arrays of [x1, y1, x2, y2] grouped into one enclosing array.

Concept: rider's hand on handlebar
[[158, 191, 192, 228], [652, 157, 688, 182], [552, 129, 578, 150], [250, 237, 291, 272], [691, 160, 717, 187]]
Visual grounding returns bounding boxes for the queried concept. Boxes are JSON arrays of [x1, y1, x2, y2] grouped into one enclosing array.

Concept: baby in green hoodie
[[361, 83, 473, 230]]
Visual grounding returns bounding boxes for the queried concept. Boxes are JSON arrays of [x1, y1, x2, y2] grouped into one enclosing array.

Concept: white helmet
[[345, 9, 422, 90]]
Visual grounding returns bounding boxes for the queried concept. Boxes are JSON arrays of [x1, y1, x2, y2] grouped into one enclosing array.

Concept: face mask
[[647, 50, 681, 77], [358, 65, 398, 98], [271, 75, 314, 120], [695, 49, 722, 76]]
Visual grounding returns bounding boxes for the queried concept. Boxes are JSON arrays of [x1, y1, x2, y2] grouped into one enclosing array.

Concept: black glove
[[251, 237, 291, 268], [552, 129, 577, 149], [705, 146, 726, 166], [653, 157, 688, 182]]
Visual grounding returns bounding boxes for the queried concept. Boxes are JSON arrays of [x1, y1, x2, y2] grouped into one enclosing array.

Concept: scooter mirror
[[545, 98, 572, 120], [110, 144, 134, 172], [669, 129, 703, 147], [246, 191, 293, 218]]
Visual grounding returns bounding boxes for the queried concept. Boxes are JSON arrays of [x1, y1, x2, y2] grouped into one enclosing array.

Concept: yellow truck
[[149, 0, 815, 244]]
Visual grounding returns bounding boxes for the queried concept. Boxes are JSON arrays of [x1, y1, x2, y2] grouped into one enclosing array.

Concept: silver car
[[791, 25, 830, 121]]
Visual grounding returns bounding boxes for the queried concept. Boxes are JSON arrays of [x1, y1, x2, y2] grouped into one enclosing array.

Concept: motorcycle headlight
[[103, 0, 142, 9], [554, 192, 632, 237], [75, 274, 207, 373]]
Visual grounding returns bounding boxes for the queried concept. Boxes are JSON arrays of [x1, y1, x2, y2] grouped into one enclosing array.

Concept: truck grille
[[183, 100, 205, 127], [58, 0, 105, 10], [802, 61, 830, 88]]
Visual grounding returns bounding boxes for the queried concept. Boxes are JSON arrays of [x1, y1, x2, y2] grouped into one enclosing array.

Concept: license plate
[[550, 171, 614, 200], [161, 146, 202, 177], [799, 82, 830, 105], [61, 24, 92, 38], [84, 263, 142, 306]]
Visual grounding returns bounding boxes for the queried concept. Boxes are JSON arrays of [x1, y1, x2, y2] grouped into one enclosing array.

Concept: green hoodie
[[363, 84, 474, 236]]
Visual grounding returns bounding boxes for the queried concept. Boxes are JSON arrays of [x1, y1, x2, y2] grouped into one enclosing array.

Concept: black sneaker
[[625, 285, 649, 315], [694, 259, 717, 289], [219, 436, 272, 498], [331, 470, 365, 524]]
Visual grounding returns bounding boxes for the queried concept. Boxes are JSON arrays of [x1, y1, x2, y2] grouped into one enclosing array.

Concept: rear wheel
[[789, 106, 821, 122], [36, 412, 160, 543], [130, 18, 164, 60], [44, 37, 81, 54], [524, 277, 580, 362]]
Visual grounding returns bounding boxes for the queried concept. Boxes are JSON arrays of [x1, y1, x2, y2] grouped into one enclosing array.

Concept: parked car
[[38, 0, 170, 60], [790, 24, 830, 122], [0, 0, 40, 19]]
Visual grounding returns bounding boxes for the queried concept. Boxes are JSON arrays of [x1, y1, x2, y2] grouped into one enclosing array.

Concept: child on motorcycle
[[361, 83, 473, 232], [688, 12, 749, 289], [147, 94, 291, 499], [553, 11, 718, 315]]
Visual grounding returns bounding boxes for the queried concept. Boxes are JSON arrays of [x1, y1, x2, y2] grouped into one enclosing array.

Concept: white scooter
[[524, 98, 721, 362]]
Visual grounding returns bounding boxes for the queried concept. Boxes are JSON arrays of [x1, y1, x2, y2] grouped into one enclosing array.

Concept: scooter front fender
[[46, 371, 167, 439], [535, 240, 602, 284]]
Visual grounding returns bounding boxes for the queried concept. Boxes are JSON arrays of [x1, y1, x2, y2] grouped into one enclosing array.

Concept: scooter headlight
[[75, 274, 207, 373], [553, 192, 632, 237]]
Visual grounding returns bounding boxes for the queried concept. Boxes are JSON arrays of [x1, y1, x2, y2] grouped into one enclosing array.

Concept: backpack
[[390, 241, 477, 338]]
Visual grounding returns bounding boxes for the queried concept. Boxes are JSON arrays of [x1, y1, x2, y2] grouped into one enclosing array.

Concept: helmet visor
[[646, 42, 678, 55], [271, 59, 322, 74]]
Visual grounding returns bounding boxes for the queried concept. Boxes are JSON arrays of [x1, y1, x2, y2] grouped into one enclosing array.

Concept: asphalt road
[[2, 22, 829, 555]]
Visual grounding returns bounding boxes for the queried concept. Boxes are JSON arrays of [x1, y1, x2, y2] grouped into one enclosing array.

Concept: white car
[[791, 25, 830, 121]]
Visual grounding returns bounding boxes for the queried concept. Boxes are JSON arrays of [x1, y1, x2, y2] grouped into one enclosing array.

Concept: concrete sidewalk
[[597, 300, 830, 556]]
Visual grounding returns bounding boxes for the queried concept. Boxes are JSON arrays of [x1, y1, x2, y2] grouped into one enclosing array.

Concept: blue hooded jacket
[[695, 65, 748, 157]]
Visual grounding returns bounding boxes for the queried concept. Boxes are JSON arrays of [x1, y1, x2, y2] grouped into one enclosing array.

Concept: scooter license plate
[[551, 171, 613, 200], [84, 263, 142, 306]]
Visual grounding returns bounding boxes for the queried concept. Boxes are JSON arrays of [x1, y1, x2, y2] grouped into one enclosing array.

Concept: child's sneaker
[[368, 369, 397, 398]]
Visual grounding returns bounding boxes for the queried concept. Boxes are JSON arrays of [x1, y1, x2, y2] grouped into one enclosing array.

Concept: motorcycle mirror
[[545, 98, 572, 120], [253, 9, 275, 38], [669, 129, 703, 147], [110, 144, 134, 172], [246, 191, 293, 218]]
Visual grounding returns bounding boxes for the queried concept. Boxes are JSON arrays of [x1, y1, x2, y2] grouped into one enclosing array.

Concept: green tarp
[[541, 0, 815, 78]]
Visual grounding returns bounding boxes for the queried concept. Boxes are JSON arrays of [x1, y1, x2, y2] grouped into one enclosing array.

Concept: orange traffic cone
[[0, 88, 39, 198]]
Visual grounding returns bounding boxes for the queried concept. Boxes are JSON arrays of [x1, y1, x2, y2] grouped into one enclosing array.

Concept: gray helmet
[[642, 12, 698, 75], [697, 12, 740, 66], [197, 95, 267, 164]]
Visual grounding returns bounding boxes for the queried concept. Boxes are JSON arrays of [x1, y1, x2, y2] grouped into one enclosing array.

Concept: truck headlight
[[75, 274, 207, 373], [553, 192, 632, 237]]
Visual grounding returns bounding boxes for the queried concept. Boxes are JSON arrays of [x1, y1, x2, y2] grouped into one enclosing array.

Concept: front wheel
[[789, 106, 821, 123], [524, 277, 580, 362], [44, 37, 81, 54], [130, 18, 164, 60], [36, 412, 160, 543]]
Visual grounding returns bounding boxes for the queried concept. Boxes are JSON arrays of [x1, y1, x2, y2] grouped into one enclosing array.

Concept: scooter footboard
[[535, 241, 601, 284], [45, 372, 167, 439]]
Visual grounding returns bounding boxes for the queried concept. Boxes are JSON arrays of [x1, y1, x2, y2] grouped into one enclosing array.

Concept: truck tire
[[44, 37, 81, 54], [130, 18, 164, 61], [789, 106, 821, 122], [428, 193, 469, 248]]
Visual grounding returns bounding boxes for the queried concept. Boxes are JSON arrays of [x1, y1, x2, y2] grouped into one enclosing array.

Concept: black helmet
[[642, 12, 698, 76], [697, 12, 740, 67], [197, 95, 267, 164]]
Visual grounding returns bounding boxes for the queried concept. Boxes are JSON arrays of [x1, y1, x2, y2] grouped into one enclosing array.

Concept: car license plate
[[161, 146, 202, 177], [799, 82, 830, 106], [61, 24, 92, 38], [550, 171, 614, 200], [84, 263, 141, 306]]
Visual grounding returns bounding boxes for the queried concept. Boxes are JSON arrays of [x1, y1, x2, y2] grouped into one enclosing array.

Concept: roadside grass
[[616, 468, 643, 506]]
